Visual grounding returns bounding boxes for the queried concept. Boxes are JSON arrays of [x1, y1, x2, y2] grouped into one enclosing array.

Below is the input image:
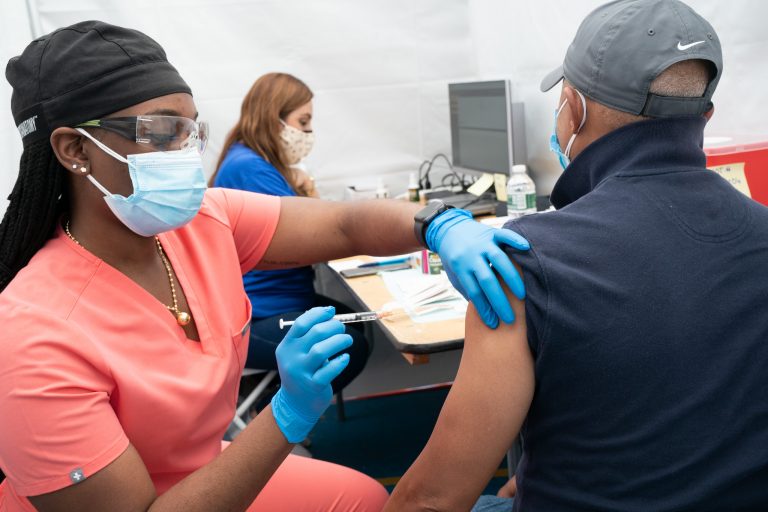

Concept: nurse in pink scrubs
[[0, 20, 528, 512]]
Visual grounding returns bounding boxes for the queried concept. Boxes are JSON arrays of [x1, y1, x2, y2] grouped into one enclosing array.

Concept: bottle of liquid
[[407, 172, 420, 202], [506, 164, 536, 218], [375, 178, 390, 199]]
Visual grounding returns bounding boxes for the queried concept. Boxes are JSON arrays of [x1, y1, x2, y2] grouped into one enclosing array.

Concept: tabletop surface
[[324, 257, 465, 356]]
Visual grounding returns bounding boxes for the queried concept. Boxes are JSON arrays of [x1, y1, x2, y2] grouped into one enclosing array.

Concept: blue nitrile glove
[[426, 208, 530, 329], [270, 306, 352, 443]]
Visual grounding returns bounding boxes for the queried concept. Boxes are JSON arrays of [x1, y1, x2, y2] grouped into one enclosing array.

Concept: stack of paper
[[380, 269, 467, 323]]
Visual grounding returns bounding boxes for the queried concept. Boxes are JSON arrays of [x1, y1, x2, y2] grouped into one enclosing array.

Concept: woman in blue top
[[211, 73, 370, 394]]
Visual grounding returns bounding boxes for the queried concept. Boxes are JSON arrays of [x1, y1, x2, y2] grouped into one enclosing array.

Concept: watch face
[[418, 200, 444, 221]]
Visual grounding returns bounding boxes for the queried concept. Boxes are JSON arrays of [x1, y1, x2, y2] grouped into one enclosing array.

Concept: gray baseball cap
[[541, 0, 722, 117]]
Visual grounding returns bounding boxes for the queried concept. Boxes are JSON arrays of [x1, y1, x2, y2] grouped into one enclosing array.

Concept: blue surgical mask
[[76, 128, 207, 236], [549, 90, 587, 170]]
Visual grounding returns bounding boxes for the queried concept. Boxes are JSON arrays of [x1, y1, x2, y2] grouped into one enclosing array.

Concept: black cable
[[441, 172, 462, 189], [429, 153, 452, 169], [422, 153, 469, 191], [417, 159, 432, 190], [420, 157, 437, 190]]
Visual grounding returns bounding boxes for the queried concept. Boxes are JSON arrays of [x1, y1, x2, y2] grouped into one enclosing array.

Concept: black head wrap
[[6, 20, 192, 146]]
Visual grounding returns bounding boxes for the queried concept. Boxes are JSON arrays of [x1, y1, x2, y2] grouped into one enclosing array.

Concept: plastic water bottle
[[506, 164, 537, 218]]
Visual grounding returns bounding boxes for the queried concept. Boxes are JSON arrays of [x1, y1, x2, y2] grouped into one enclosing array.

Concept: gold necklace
[[65, 220, 192, 326]]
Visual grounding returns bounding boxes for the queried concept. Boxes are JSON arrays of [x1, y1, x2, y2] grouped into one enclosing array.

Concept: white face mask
[[279, 119, 315, 165]]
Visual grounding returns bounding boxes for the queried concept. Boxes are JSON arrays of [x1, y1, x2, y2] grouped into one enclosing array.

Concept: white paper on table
[[380, 269, 467, 323]]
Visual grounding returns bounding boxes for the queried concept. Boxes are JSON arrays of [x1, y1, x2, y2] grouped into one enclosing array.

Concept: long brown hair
[[210, 73, 313, 194]]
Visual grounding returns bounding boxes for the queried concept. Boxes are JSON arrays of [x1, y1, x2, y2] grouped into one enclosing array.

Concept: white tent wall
[[1, 0, 766, 215], [469, 0, 768, 193], [10, 0, 478, 205], [0, 0, 35, 217]]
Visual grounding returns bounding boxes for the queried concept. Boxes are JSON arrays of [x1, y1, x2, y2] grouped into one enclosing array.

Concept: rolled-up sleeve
[[202, 188, 281, 274]]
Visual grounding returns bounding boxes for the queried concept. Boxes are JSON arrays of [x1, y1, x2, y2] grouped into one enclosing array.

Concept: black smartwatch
[[413, 200, 455, 248]]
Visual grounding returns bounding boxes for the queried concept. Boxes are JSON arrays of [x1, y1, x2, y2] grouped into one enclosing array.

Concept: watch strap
[[414, 200, 454, 248]]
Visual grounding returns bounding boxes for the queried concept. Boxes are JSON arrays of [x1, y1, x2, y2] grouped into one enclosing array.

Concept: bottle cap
[[512, 164, 527, 174], [408, 172, 418, 188]]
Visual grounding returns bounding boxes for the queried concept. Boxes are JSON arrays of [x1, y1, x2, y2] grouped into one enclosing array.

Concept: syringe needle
[[279, 310, 392, 329]]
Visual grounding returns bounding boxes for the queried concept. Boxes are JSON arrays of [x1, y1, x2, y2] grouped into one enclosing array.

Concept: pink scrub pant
[[246, 454, 389, 511]]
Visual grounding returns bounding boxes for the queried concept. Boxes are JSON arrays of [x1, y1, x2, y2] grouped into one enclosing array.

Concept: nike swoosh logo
[[677, 40, 705, 51]]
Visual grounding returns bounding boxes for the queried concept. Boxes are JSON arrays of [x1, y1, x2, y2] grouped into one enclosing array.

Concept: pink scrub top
[[0, 188, 280, 511]]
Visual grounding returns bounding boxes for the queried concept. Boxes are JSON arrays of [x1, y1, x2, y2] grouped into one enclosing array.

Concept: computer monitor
[[448, 80, 527, 176]]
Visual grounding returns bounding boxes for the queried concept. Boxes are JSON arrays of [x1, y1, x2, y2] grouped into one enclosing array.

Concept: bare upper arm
[[385, 272, 535, 511], [256, 196, 352, 269], [255, 196, 421, 270], [28, 444, 156, 512]]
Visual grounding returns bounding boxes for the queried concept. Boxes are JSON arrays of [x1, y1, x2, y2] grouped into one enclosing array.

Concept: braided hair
[[3, 21, 192, 293], [0, 139, 67, 291]]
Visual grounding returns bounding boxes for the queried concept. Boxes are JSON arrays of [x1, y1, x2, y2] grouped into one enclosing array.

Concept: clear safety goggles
[[76, 115, 209, 153]]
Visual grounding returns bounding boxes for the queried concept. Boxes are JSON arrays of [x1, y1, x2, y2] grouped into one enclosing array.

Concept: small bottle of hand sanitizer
[[407, 173, 420, 202]]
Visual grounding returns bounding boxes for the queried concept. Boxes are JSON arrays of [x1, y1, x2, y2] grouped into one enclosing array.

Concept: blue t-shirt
[[213, 143, 314, 318], [506, 117, 768, 511]]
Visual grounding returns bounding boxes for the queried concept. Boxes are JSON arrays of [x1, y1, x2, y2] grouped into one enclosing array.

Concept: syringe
[[279, 310, 391, 330]]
